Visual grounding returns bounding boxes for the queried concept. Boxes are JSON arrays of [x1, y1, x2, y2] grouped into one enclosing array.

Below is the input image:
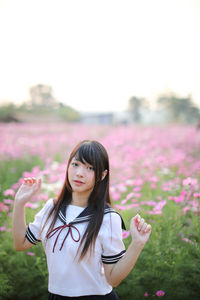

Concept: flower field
[[0, 122, 200, 300]]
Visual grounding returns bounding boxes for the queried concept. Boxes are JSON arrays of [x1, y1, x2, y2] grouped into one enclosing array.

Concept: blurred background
[[1, 2, 200, 299], [0, 0, 200, 126]]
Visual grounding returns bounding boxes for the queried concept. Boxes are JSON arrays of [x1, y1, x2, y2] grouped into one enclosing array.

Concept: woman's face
[[68, 157, 95, 195]]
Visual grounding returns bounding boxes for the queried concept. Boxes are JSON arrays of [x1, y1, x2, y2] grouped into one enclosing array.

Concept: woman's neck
[[71, 192, 89, 208]]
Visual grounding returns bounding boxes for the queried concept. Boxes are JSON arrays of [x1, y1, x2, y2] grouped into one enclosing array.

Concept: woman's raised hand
[[130, 214, 152, 248], [14, 177, 42, 205]]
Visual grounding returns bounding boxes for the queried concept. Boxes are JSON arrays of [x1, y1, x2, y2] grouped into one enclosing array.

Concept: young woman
[[12, 140, 152, 300]]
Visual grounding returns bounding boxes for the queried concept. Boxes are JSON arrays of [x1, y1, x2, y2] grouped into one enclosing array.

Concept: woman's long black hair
[[42, 140, 111, 260]]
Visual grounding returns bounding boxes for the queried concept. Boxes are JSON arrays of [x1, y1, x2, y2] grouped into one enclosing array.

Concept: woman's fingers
[[144, 224, 152, 233], [23, 177, 40, 186], [138, 218, 145, 231], [24, 177, 32, 184], [136, 214, 152, 233], [140, 222, 148, 232]]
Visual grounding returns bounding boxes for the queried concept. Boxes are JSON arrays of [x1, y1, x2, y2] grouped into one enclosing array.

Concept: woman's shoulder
[[103, 205, 122, 224], [104, 205, 119, 218], [103, 204, 126, 230]]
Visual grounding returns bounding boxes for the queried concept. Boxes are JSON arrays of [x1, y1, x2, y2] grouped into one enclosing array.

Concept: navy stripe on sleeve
[[25, 226, 41, 245], [101, 250, 126, 264]]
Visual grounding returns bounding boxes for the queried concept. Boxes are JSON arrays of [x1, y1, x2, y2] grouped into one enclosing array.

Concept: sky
[[0, 0, 200, 113]]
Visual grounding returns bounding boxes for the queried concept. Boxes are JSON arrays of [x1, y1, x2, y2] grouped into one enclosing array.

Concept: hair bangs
[[74, 143, 97, 169]]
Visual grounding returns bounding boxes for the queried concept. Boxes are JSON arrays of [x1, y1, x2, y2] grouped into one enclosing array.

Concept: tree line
[[129, 93, 200, 124], [0, 83, 199, 124]]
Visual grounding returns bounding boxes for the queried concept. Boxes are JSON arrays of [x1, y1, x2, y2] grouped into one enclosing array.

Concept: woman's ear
[[101, 169, 108, 181]]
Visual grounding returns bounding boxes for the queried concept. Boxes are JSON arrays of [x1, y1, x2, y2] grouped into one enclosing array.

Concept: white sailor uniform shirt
[[25, 198, 126, 297]]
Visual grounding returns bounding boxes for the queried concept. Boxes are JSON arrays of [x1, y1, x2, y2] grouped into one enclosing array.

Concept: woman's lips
[[73, 180, 84, 186]]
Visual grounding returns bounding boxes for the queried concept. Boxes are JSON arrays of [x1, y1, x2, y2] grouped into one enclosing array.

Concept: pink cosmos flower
[[150, 176, 158, 183], [126, 192, 135, 200], [121, 199, 128, 205], [183, 206, 190, 215], [40, 194, 49, 201], [111, 192, 121, 201], [27, 252, 35, 256], [114, 205, 127, 211], [3, 189, 15, 197], [128, 203, 139, 208], [183, 237, 195, 245], [132, 193, 142, 198], [122, 231, 130, 239], [162, 186, 170, 191], [49, 175, 59, 183], [173, 195, 184, 203], [25, 202, 39, 209], [133, 186, 141, 192], [180, 190, 187, 197], [144, 292, 148, 297], [22, 171, 32, 177], [153, 200, 166, 212], [132, 199, 138, 203], [182, 177, 198, 187], [31, 166, 40, 174], [150, 183, 156, 189], [25, 202, 35, 208], [194, 193, 200, 198], [134, 178, 143, 186], [0, 203, 9, 212], [0, 226, 6, 231], [156, 290, 165, 297], [3, 199, 13, 204]]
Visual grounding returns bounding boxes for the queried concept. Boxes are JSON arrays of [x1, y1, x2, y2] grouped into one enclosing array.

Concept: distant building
[[112, 111, 132, 125], [80, 109, 169, 125], [80, 112, 114, 124]]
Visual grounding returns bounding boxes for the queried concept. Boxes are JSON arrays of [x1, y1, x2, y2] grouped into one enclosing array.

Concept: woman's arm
[[12, 200, 33, 251], [104, 214, 152, 287], [12, 177, 42, 251]]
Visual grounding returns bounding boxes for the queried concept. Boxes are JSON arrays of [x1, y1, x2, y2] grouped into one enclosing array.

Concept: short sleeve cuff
[[101, 249, 126, 264], [25, 225, 41, 245]]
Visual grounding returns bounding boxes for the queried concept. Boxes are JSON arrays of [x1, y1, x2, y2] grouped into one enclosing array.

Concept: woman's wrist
[[14, 198, 27, 207], [129, 240, 145, 251]]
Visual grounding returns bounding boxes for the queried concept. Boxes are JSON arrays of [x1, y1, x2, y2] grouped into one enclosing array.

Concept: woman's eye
[[87, 166, 94, 171], [72, 162, 78, 167]]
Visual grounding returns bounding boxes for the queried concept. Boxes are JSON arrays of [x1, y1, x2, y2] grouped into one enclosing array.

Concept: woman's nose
[[76, 166, 84, 177]]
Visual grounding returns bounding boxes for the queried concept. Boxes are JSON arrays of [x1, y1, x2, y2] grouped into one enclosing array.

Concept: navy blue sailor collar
[[58, 201, 126, 230]]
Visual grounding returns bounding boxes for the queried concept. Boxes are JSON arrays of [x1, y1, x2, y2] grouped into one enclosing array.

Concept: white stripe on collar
[[58, 203, 126, 230]]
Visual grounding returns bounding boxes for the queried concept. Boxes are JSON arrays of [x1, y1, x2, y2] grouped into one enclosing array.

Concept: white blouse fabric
[[26, 198, 126, 297]]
